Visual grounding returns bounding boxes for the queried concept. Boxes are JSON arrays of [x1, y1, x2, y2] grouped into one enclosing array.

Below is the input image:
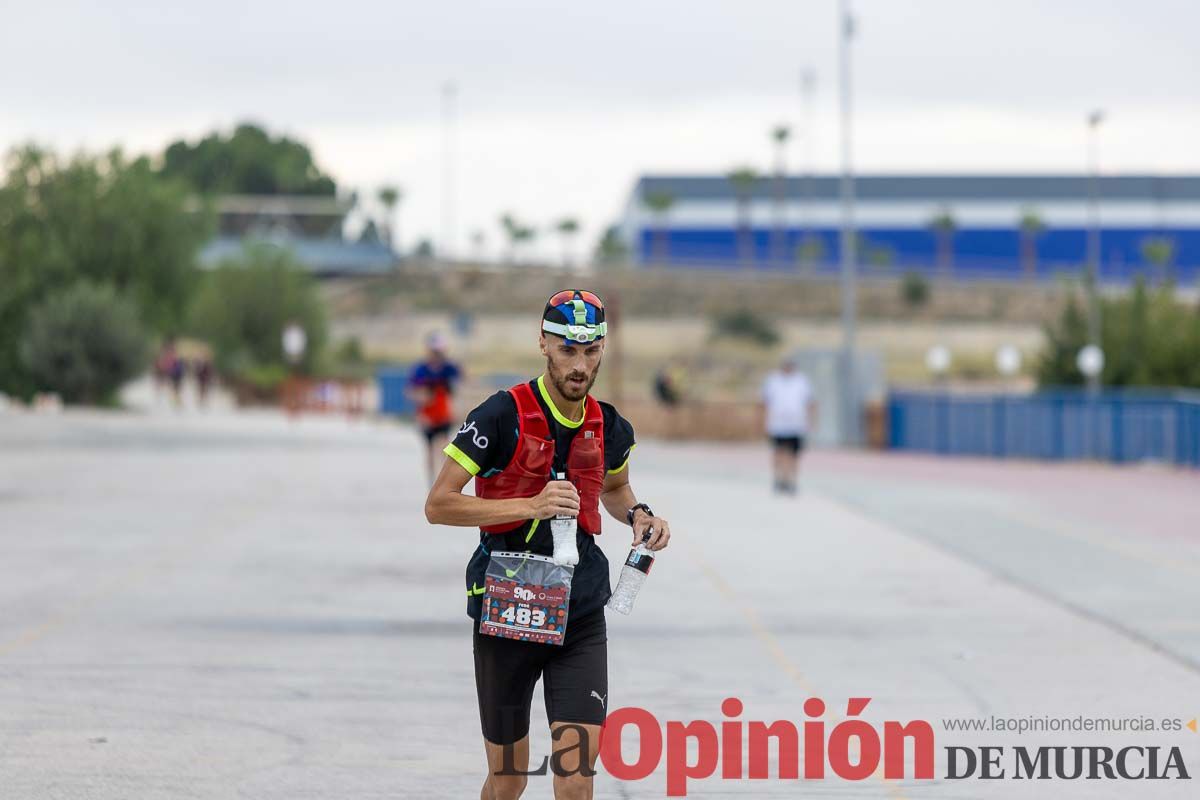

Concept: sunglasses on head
[[548, 290, 604, 309]]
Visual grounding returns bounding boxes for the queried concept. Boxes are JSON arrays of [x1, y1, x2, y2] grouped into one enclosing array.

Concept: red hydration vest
[[476, 381, 605, 536]]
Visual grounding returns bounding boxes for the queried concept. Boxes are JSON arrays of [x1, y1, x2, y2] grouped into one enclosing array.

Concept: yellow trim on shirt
[[607, 442, 637, 474], [536, 374, 584, 428], [443, 442, 481, 476]]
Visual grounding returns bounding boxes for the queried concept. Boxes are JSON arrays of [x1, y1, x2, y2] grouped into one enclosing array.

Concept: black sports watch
[[626, 502, 654, 526]]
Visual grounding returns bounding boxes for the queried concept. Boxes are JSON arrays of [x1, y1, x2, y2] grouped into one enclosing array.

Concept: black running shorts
[[422, 422, 453, 444], [473, 609, 608, 745], [770, 434, 805, 455]]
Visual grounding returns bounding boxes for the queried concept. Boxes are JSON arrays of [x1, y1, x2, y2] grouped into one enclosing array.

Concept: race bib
[[479, 551, 572, 646]]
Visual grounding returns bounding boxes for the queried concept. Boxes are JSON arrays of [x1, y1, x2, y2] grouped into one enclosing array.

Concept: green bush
[[188, 244, 328, 379], [315, 336, 374, 381], [0, 146, 208, 397], [1037, 281, 1200, 388], [710, 308, 780, 347], [20, 282, 149, 404], [901, 271, 930, 308]]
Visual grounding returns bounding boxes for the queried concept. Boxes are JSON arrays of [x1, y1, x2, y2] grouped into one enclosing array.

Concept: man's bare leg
[[550, 721, 602, 800], [771, 445, 787, 492], [482, 735, 530, 800], [785, 450, 800, 493]]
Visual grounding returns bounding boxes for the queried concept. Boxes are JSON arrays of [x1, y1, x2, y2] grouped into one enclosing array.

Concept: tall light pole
[[441, 81, 458, 262], [800, 67, 816, 268], [838, 0, 859, 445], [1085, 109, 1105, 393]]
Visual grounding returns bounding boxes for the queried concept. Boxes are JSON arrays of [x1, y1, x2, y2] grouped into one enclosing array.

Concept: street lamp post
[[838, 0, 859, 445], [800, 67, 816, 270], [441, 81, 458, 262], [1085, 109, 1105, 393]]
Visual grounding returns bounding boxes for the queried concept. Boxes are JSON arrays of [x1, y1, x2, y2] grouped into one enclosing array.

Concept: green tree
[[727, 167, 760, 267], [710, 308, 780, 347], [900, 271, 930, 309], [555, 217, 580, 267], [769, 125, 791, 265], [796, 236, 826, 269], [0, 146, 208, 397], [594, 225, 629, 267], [642, 191, 675, 264], [1037, 293, 1089, 386], [160, 123, 337, 197], [499, 213, 536, 262], [1037, 280, 1200, 388], [865, 241, 896, 271], [1018, 208, 1044, 279], [187, 244, 328, 379], [377, 185, 402, 249], [1140, 236, 1177, 285], [928, 208, 957, 276], [21, 282, 149, 405]]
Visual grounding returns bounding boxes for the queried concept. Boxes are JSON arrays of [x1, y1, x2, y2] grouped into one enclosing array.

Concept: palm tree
[[499, 213, 521, 262], [514, 225, 537, 263], [555, 217, 580, 268], [928, 208, 957, 276], [594, 225, 629, 267], [469, 229, 486, 261], [796, 236, 826, 269], [1018, 207, 1044, 280], [770, 125, 791, 266], [727, 167, 760, 267], [377, 185, 402, 250], [642, 191, 675, 265], [1140, 236, 1177, 285]]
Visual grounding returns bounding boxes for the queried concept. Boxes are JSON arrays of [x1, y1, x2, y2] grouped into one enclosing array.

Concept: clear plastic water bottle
[[607, 530, 654, 615], [550, 472, 579, 566]]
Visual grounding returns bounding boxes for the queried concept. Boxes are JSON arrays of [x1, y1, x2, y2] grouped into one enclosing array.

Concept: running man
[[761, 355, 817, 494], [409, 332, 462, 485], [424, 290, 671, 800]]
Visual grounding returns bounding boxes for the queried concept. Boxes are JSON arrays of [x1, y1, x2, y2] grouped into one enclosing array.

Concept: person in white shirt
[[761, 357, 817, 494]]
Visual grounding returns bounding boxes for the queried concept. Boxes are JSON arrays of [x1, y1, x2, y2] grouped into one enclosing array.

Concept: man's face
[[540, 334, 604, 401]]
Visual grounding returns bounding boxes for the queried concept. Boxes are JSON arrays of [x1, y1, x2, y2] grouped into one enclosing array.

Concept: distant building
[[618, 175, 1200, 282], [197, 194, 396, 276]]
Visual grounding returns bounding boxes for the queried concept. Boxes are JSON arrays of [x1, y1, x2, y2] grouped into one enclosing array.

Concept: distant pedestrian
[[653, 359, 688, 439], [408, 332, 462, 485], [761, 356, 816, 494], [155, 338, 182, 408], [194, 355, 214, 407]]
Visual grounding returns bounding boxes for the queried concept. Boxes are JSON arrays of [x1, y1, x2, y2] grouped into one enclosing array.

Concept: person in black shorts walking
[[425, 290, 671, 799], [761, 356, 816, 494]]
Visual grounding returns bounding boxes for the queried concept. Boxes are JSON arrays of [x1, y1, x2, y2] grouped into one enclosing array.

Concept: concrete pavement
[[1, 408, 1197, 798]]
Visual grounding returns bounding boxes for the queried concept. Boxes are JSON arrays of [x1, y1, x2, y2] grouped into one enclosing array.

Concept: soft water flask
[[550, 472, 579, 566], [607, 530, 654, 615]]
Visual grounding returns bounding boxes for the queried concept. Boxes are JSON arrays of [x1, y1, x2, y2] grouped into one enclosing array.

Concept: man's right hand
[[527, 480, 580, 519]]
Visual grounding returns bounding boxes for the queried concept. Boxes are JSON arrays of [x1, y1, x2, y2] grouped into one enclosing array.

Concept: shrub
[[710, 308, 780, 347], [20, 282, 149, 404], [188, 244, 328, 380], [0, 146, 207, 397], [901, 271, 930, 309], [1037, 281, 1200, 388]]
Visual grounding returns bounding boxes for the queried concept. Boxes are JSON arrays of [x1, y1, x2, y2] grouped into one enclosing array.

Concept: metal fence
[[887, 389, 1200, 468]]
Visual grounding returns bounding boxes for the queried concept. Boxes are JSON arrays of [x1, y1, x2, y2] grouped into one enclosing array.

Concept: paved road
[[1, 409, 1197, 798]]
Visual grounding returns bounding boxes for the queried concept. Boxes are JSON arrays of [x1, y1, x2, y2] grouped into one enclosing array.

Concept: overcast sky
[[3, 0, 1198, 258]]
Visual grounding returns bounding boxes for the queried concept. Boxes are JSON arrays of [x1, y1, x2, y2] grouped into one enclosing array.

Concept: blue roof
[[635, 174, 1200, 202]]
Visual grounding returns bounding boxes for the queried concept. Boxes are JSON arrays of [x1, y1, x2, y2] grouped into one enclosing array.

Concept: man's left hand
[[632, 510, 671, 551]]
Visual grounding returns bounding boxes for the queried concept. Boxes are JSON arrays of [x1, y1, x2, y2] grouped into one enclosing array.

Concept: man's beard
[[547, 358, 600, 402]]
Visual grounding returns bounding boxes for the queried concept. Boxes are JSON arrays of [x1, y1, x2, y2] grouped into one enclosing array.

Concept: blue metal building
[[618, 175, 1200, 282]]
